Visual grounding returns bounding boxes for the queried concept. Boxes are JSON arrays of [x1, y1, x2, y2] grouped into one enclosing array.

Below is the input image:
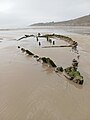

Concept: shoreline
[[0, 25, 90, 35]]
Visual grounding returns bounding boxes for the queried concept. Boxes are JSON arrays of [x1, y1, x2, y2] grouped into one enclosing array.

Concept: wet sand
[[0, 27, 90, 120]]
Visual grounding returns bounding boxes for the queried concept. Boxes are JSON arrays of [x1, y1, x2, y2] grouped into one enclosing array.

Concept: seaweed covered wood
[[64, 67, 84, 85], [41, 57, 57, 67]]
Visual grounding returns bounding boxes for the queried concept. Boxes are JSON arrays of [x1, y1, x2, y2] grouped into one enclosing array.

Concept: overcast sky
[[0, 0, 90, 28]]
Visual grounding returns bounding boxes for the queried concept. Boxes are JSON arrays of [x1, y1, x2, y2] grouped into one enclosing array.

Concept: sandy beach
[[0, 26, 90, 120]]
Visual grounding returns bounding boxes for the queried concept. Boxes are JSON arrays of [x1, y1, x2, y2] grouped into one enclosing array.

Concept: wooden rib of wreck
[[39, 33, 74, 44], [17, 34, 35, 41], [42, 45, 72, 48], [33, 55, 39, 58], [21, 48, 26, 52], [55, 67, 63, 72], [40, 57, 57, 68], [25, 50, 34, 55], [18, 46, 20, 48], [47, 58, 57, 67], [63, 67, 84, 85]]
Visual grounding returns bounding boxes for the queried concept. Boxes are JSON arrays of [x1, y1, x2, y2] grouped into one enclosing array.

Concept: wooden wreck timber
[[53, 41, 55, 45], [38, 57, 57, 67], [17, 34, 35, 41], [33, 55, 39, 58], [18, 31, 83, 85], [20, 48, 34, 56], [55, 67, 63, 72], [18, 46, 84, 85], [43, 57, 57, 67], [17, 33, 75, 45], [64, 67, 84, 85], [39, 34, 73, 43], [18, 46, 20, 48], [37, 33, 78, 49], [36, 36, 39, 41], [25, 50, 34, 55], [21, 48, 26, 52], [39, 42, 41, 46], [63, 59, 84, 85], [17, 33, 78, 51], [72, 59, 78, 68], [42, 45, 72, 48]]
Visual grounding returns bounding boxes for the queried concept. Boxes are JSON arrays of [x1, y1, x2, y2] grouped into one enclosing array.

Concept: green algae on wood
[[64, 67, 84, 85], [41, 57, 57, 67]]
